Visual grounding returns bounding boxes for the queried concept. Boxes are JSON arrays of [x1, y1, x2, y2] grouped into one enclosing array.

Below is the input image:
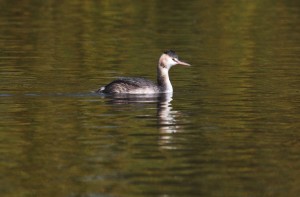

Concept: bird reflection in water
[[100, 93, 182, 149], [156, 93, 182, 150]]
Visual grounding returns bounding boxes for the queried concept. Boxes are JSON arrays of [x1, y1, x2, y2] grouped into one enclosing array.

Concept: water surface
[[1, 0, 300, 196]]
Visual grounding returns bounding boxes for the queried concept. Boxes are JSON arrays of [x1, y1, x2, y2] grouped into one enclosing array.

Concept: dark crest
[[164, 50, 178, 59]]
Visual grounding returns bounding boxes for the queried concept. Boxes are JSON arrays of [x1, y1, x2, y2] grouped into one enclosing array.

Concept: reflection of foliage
[[0, 1, 300, 196]]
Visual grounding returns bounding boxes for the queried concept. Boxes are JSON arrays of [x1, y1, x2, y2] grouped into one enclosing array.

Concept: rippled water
[[1, 1, 300, 196]]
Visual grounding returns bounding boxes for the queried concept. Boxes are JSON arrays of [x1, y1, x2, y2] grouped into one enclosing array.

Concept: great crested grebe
[[97, 50, 190, 94]]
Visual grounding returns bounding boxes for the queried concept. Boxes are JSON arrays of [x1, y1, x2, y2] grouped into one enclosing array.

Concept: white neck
[[157, 63, 173, 93]]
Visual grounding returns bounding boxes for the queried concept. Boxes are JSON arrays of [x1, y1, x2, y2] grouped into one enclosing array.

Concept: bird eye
[[172, 58, 179, 63]]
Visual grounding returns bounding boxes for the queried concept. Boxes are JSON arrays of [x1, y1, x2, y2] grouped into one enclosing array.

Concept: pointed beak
[[175, 59, 191, 66]]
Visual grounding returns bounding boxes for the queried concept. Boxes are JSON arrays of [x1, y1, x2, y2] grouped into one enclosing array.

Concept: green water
[[1, 0, 300, 196]]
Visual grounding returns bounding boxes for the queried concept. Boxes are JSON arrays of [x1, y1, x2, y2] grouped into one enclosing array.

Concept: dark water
[[1, 0, 300, 196]]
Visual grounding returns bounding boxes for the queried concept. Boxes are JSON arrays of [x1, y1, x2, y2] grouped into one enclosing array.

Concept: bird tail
[[95, 86, 105, 93]]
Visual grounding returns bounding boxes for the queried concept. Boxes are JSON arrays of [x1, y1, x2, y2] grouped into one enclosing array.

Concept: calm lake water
[[1, 0, 300, 196]]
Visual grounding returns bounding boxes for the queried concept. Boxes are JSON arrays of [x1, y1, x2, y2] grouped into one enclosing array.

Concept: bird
[[97, 50, 190, 94]]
